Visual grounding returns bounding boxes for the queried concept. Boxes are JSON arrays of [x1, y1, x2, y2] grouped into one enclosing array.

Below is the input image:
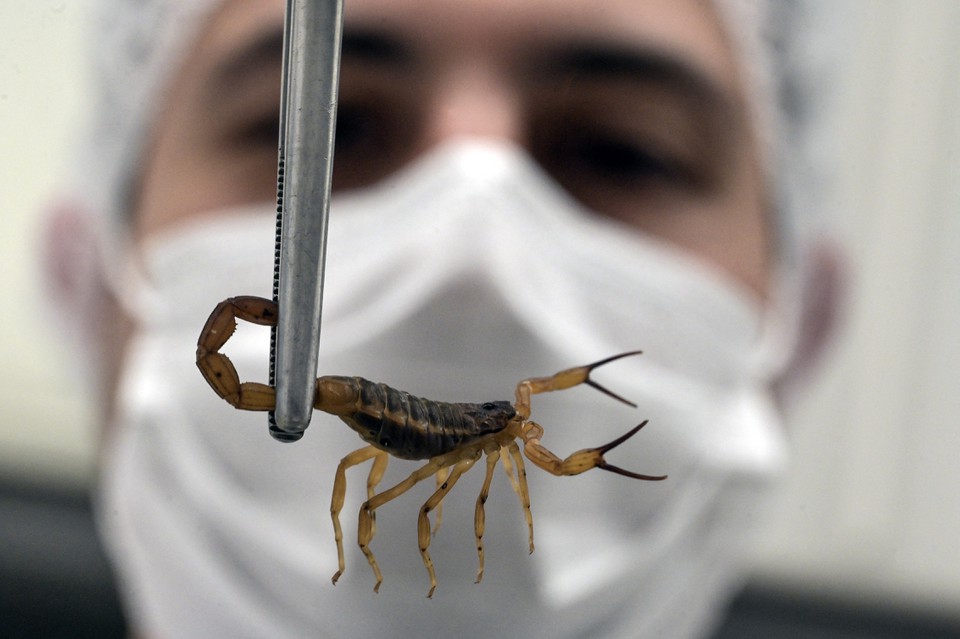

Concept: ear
[[41, 197, 127, 367], [42, 198, 102, 316], [773, 236, 847, 402], [42, 198, 137, 424]]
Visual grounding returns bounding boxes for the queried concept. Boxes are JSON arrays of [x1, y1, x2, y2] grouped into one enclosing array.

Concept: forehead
[[206, 0, 742, 86], [347, 0, 735, 72]]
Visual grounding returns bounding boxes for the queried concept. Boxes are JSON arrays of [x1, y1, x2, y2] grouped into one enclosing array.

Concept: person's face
[[134, 0, 769, 296]]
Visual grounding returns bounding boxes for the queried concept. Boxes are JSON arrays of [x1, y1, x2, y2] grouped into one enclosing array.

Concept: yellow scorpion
[[196, 295, 666, 597]]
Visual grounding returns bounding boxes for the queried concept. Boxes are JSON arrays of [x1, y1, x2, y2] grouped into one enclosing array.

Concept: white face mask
[[101, 141, 788, 639]]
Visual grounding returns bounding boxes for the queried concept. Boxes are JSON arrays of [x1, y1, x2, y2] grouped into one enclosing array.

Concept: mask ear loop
[[750, 299, 793, 385], [92, 200, 284, 330], [91, 212, 162, 329]]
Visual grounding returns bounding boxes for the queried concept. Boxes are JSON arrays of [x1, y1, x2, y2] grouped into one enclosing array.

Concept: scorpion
[[196, 295, 666, 597]]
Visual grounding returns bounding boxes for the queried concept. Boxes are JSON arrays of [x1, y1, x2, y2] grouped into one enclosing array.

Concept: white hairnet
[[75, 0, 222, 235], [715, 1, 848, 277]]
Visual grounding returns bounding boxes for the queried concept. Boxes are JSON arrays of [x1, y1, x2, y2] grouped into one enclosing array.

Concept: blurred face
[[135, 0, 769, 294]]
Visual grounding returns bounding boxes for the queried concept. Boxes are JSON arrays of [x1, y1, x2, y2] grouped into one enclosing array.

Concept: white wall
[[1, 0, 958, 620], [752, 0, 960, 620], [0, 1, 96, 482]]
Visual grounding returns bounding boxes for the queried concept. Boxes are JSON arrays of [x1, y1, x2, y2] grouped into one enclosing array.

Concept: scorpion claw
[[580, 350, 642, 408], [596, 420, 646, 454], [594, 421, 667, 481], [584, 379, 637, 408], [597, 462, 668, 481]]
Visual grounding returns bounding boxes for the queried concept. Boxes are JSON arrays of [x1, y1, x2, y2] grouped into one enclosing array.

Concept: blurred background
[[2, 1, 959, 637]]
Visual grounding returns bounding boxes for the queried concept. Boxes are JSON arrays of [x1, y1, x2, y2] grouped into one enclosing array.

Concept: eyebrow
[[207, 25, 285, 100], [206, 23, 415, 103], [544, 41, 740, 121]]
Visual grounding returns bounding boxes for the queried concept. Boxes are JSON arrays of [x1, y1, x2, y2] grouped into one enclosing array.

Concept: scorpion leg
[[504, 440, 535, 553], [418, 453, 480, 598], [196, 296, 279, 410], [473, 448, 500, 584], [521, 420, 667, 481], [358, 455, 459, 593], [431, 466, 451, 537], [499, 445, 521, 497], [331, 446, 383, 586], [366, 452, 389, 541], [514, 350, 643, 419]]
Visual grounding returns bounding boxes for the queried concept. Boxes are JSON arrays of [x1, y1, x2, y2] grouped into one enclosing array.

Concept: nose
[[420, 64, 523, 148]]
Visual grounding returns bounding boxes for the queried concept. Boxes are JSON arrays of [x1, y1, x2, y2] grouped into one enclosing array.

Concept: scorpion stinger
[[197, 296, 667, 597]]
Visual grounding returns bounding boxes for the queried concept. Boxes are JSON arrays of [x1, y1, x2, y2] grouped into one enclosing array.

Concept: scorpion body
[[324, 377, 516, 460], [196, 295, 665, 597]]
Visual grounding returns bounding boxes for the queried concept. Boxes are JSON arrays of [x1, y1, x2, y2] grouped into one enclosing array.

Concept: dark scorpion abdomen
[[335, 377, 516, 460]]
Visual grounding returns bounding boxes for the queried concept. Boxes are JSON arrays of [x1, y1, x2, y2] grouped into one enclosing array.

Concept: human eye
[[526, 74, 733, 220], [330, 67, 422, 191], [218, 89, 410, 184], [530, 110, 717, 223], [228, 111, 281, 150], [331, 98, 413, 190], [539, 124, 701, 191]]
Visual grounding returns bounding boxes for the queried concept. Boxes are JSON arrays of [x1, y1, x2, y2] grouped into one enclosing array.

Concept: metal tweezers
[[268, 0, 345, 442]]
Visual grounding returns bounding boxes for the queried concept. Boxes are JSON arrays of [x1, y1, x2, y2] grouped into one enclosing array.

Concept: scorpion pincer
[[196, 295, 666, 598]]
